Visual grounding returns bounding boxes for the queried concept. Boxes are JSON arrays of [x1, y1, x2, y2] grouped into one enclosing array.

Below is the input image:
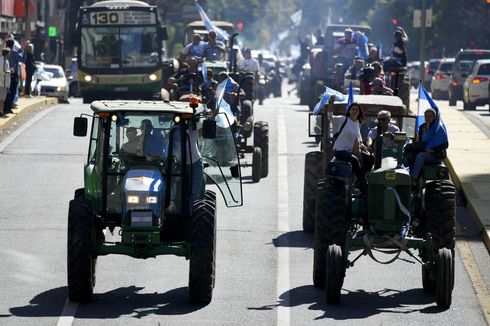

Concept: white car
[[407, 61, 428, 89], [36, 64, 69, 103], [430, 58, 454, 100], [463, 59, 490, 110]]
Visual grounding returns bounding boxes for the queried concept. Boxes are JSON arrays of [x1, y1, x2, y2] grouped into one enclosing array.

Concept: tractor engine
[[121, 169, 165, 229], [367, 161, 412, 233]]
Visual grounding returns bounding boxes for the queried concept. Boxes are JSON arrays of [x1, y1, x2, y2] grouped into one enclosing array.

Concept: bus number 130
[[92, 12, 119, 25]]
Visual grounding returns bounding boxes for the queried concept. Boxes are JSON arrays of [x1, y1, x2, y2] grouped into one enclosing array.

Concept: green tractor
[[305, 95, 456, 308], [68, 99, 243, 304]]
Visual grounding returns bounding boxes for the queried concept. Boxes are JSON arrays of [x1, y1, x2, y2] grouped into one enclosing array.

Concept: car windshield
[[439, 62, 453, 73], [458, 60, 474, 74], [478, 64, 490, 75], [43, 67, 64, 78]]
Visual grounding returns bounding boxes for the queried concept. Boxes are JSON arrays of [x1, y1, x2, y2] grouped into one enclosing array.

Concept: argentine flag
[[312, 87, 346, 115], [214, 78, 235, 128], [195, 2, 230, 41], [346, 81, 354, 111], [417, 84, 448, 149]]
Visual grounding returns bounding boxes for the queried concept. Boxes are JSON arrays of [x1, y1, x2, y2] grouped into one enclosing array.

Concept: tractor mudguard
[[326, 158, 353, 177], [422, 162, 449, 180]]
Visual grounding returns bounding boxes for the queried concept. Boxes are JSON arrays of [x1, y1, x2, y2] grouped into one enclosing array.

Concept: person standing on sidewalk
[[24, 43, 36, 97], [3, 39, 24, 115], [0, 47, 11, 118]]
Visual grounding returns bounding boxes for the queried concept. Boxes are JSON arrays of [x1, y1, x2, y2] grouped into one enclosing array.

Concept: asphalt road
[[0, 92, 488, 326]]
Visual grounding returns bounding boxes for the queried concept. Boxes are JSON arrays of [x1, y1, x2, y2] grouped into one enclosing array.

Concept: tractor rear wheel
[[254, 121, 269, 178], [252, 147, 262, 183], [313, 177, 347, 289], [302, 151, 323, 233], [67, 196, 96, 303], [189, 194, 217, 303], [436, 248, 454, 308], [325, 244, 344, 304], [425, 181, 456, 250]]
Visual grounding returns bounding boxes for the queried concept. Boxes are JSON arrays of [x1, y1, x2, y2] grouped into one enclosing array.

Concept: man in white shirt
[[366, 110, 400, 151], [237, 48, 259, 75]]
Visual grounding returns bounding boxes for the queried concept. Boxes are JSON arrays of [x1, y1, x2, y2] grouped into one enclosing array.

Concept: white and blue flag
[[214, 78, 235, 128], [312, 87, 346, 115], [290, 9, 302, 26], [195, 1, 230, 41], [346, 82, 354, 111], [417, 84, 448, 149]]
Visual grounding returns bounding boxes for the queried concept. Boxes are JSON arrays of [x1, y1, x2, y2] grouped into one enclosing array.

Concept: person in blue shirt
[[3, 39, 24, 115], [202, 31, 226, 61], [183, 34, 204, 61]]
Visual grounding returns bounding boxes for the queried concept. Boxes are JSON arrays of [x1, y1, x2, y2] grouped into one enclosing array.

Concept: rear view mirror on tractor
[[402, 115, 417, 139], [73, 117, 88, 137], [308, 113, 323, 137]]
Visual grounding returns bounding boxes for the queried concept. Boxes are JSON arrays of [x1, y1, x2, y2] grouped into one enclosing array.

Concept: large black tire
[[253, 121, 269, 178], [67, 197, 96, 303], [425, 181, 456, 251], [436, 248, 454, 308], [74, 188, 85, 199], [302, 151, 323, 233], [313, 177, 347, 289], [422, 263, 436, 293], [189, 195, 217, 303], [313, 178, 327, 288], [325, 244, 344, 304], [252, 147, 262, 183]]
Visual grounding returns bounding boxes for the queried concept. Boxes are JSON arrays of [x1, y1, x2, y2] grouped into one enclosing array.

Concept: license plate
[[114, 86, 128, 92]]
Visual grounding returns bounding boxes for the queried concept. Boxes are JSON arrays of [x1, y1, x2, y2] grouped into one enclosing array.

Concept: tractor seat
[[327, 157, 353, 177]]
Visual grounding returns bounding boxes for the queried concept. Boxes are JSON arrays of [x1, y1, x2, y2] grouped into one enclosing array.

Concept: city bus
[[74, 0, 167, 103]]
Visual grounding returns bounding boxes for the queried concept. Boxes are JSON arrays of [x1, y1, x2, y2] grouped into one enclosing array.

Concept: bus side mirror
[[73, 117, 88, 137], [202, 120, 216, 139], [160, 26, 168, 41]]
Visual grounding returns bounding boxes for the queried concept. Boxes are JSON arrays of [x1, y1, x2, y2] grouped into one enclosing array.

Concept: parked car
[[449, 49, 490, 106], [430, 58, 454, 100], [36, 64, 69, 103], [463, 59, 490, 110], [407, 61, 428, 89], [423, 58, 443, 91]]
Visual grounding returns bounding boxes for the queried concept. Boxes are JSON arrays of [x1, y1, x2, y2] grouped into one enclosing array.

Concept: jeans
[[187, 160, 204, 214], [410, 152, 439, 179], [334, 150, 365, 183]]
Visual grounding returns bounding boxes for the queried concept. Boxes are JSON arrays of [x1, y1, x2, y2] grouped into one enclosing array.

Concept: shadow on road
[[248, 285, 444, 320], [9, 286, 206, 319], [273, 230, 313, 248]]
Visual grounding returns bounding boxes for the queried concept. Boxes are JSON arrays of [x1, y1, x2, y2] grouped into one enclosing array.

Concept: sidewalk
[[0, 96, 58, 133], [440, 103, 490, 251]]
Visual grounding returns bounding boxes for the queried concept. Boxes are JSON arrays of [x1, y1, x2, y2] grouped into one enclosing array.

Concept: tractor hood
[[369, 158, 411, 186], [121, 169, 165, 228]]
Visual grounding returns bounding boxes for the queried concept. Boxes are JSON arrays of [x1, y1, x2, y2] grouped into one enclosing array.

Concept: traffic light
[[391, 18, 398, 25], [237, 21, 244, 31]]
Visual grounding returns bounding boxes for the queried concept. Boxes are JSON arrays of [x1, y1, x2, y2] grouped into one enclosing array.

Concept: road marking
[[457, 240, 490, 325], [277, 109, 290, 326], [56, 299, 78, 326], [0, 105, 57, 153]]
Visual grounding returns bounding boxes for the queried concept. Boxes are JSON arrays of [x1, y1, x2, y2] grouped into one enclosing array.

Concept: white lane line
[[56, 299, 78, 326], [0, 105, 58, 152], [277, 109, 290, 326]]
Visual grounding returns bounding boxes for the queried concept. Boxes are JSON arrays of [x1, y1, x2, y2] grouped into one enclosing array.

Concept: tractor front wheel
[[425, 181, 456, 251], [67, 196, 96, 303], [302, 151, 323, 233], [422, 263, 436, 293], [436, 248, 454, 308], [189, 193, 217, 303], [252, 147, 262, 183], [325, 244, 344, 304], [254, 121, 269, 178]]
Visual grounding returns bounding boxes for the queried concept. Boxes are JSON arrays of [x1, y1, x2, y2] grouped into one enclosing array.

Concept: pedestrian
[[3, 39, 24, 115], [24, 43, 36, 97], [327, 95, 369, 191], [0, 47, 11, 118]]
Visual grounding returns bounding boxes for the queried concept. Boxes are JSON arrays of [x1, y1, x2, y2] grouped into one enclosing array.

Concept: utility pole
[[45, 0, 50, 63], [419, 0, 426, 86], [25, 0, 30, 40]]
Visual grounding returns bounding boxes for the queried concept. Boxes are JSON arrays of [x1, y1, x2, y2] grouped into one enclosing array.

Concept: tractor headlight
[[146, 196, 157, 204], [127, 195, 139, 204], [149, 74, 157, 81], [84, 75, 92, 82]]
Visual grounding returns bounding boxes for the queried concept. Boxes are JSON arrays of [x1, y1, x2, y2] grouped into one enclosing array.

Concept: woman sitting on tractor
[[327, 95, 370, 190]]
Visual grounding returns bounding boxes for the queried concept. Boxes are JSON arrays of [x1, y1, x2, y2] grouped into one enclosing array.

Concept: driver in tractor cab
[[366, 110, 399, 153], [333, 28, 357, 74], [121, 127, 142, 156], [140, 119, 165, 159], [202, 30, 226, 61]]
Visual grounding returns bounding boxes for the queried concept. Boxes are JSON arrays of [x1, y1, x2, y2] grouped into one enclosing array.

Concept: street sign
[[413, 9, 432, 28], [48, 26, 57, 37]]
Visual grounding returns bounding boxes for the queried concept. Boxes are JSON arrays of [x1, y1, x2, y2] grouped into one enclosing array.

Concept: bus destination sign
[[82, 11, 156, 26]]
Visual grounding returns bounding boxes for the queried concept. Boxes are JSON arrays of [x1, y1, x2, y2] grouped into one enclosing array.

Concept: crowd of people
[[0, 33, 44, 118]]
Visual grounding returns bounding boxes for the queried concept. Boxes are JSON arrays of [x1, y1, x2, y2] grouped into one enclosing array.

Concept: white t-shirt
[[328, 112, 361, 152], [237, 58, 259, 73]]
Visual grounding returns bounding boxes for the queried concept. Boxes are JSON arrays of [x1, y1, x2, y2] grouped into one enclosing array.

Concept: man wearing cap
[[366, 110, 400, 152]]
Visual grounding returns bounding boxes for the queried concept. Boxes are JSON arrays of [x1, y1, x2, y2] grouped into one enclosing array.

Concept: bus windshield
[[80, 26, 160, 69]]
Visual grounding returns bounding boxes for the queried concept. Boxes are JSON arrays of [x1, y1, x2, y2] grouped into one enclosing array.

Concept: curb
[[0, 97, 58, 133]]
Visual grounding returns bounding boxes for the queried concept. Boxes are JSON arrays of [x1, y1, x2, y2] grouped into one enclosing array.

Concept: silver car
[[36, 64, 69, 103], [430, 58, 454, 100]]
